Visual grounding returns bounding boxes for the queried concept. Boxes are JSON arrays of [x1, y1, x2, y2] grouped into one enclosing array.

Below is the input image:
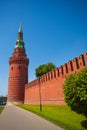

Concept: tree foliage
[[35, 62, 56, 77], [63, 67, 87, 117], [0, 96, 7, 105]]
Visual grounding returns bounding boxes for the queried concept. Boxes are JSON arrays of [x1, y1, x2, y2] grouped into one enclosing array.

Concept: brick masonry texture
[[7, 27, 87, 105], [24, 53, 87, 105], [8, 48, 29, 103]]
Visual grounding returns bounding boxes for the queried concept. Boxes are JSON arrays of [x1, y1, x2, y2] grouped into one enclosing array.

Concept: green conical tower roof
[[15, 24, 25, 49]]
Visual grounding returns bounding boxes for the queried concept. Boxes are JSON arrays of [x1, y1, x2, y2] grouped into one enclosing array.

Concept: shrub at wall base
[[63, 67, 87, 117]]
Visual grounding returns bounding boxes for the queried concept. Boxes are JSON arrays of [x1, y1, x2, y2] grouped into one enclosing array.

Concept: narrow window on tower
[[18, 66, 21, 70], [11, 66, 13, 70]]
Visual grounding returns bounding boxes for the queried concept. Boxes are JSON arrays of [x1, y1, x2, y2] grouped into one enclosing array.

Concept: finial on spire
[[18, 23, 22, 33]]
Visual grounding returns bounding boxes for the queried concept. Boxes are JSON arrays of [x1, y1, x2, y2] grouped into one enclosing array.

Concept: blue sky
[[0, 0, 87, 96]]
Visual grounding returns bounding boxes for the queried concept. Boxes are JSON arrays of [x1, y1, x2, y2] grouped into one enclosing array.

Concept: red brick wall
[[24, 53, 87, 105]]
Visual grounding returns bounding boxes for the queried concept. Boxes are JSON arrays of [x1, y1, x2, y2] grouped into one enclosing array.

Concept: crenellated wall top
[[26, 53, 87, 88]]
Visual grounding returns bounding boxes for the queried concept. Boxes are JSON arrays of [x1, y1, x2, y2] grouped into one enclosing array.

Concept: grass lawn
[[0, 107, 4, 114], [18, 104, 87, 130]]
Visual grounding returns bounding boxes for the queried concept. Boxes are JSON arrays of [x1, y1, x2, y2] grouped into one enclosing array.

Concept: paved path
[[0, 104, 64, 130]]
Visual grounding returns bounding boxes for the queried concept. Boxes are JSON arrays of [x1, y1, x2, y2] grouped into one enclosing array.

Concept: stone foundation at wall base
[[7, 101, 23, 106], [24, 99, 66, 105]]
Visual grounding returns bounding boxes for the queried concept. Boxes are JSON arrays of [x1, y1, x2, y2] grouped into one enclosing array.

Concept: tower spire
[[18, 24, 23, 40], [15, 24, 24, 49], [18, 23, 22, 33]]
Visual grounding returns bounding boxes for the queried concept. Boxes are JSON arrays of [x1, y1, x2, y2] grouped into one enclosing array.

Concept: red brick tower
[[8, 25, 29, 103]]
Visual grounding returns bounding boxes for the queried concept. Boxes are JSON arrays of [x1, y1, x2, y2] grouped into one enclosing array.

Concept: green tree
[[0, 96, 7, 104], [63, 67, 87, 117], [35, 62, 56, 78]]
